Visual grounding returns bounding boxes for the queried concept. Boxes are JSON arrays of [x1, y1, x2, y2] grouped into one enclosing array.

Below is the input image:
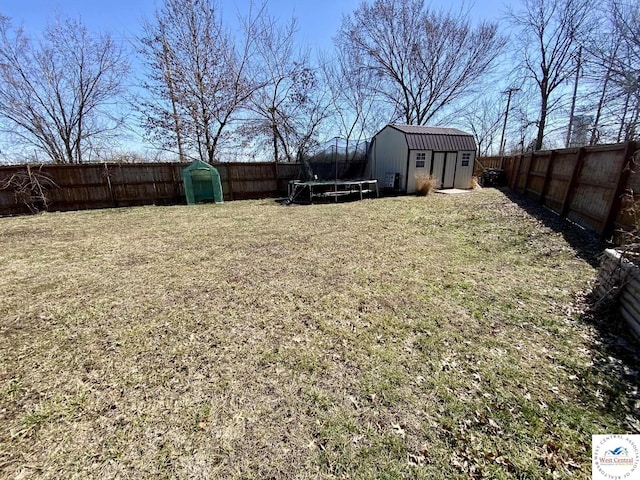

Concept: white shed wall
[[372, 127, 409, 190]]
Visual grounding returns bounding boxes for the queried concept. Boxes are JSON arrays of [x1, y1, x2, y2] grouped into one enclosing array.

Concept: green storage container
[[183, 161, 223, 205]]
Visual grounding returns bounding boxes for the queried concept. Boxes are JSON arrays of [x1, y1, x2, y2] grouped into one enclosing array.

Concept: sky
[[0, 0, 507, 51], [1, 1, 364, 49]]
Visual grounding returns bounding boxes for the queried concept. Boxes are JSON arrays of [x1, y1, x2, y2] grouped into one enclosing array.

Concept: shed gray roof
[[388, 124, 476, 151]]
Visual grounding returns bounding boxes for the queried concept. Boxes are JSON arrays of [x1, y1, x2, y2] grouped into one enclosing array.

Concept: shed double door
[[431, 152, 457, 189]]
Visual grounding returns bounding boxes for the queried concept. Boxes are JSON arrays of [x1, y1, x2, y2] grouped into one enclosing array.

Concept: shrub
[[415, 173, 436, 196], [615, 151, 640, 261]]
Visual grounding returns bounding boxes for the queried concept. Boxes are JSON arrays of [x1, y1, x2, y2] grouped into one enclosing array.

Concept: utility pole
[[565, 45, 582, 148], [499, 87, 519, 167]]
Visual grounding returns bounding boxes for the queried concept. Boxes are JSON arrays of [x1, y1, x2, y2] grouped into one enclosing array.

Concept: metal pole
[[335, 137, 338, 184], [334, 137, 338, 202], [499, 88, 519, 168]]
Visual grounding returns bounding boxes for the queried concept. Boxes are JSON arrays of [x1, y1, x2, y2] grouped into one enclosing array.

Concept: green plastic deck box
[[182, 161, 223, 205]]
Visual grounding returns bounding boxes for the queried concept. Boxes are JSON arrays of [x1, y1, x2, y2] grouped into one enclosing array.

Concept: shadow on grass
[[501, 187, 639, 433], [578, 297, 640, 433], [501, 188, 602, 269]]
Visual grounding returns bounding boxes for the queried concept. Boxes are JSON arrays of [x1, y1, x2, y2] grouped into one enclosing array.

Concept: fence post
[[151, 165, 159, 205], [225, 164, 234, 201], [510, 154, 521, 190], [104, 162, 117, 207], [560, 147, 585, 218], [502, 155, 514, 185], [522, 151, 535, 195], [273, 162, 279, 196], [601, 141, 636, 241], [172, 163, 182, 203], [539, 150, 555, 205]]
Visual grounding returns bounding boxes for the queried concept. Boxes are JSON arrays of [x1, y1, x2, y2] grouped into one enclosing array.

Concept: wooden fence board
[[526, 153, 549, 200], [520, 152, 534, 194], [474, 157, 503, 176], [566, 183, 611, 232], [545, 175, 570, 215], [551, 152, 578, 178], [579, 148, 624, 184]]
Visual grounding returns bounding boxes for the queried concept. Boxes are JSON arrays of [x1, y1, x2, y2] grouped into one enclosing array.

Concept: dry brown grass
[[0, 190, 637, 478], [415, 173, 436, 196]]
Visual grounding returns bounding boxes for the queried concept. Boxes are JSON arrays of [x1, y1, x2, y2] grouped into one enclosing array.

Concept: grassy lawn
[[0, 189, 637, 479]]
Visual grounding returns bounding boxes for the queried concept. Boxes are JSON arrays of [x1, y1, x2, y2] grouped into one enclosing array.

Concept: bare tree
[[138, 0, 262, 163], [138, 17, 186, 161], [242, 15, 310, 162], [584, 31, 621, 144], [278, 67, 332, 164], [0, 15, 129, 163], [514, 101, 541, 153], [237, 11, 335, 164], [321, 43, 384, 162], [336, 0, 506, 126], [567, 0, 632, 145], [610, 0, 640, 141], [508, 0, 591, 150], [464, 96, 503, 156], [556, 0, 640, 145]]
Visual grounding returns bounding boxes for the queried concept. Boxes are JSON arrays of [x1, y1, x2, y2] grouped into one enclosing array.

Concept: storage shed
[[369, 125, 477, 192]]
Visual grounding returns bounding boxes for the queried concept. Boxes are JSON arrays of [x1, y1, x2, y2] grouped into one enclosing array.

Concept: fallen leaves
[[539, 441, 582, 475]]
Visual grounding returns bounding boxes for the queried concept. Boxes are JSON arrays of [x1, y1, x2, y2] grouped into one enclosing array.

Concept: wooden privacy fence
[[0, 161, 300, 216], [483, 142, 637, 240], [474, 156, 504, 176]]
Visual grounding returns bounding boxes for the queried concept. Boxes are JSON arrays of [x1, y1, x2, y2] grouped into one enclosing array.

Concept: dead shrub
[[415, 173, 436, 196], [0, 165, 58, 213]]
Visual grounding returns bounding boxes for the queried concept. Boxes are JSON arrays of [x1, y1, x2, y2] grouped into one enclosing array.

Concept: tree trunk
[[590, 42, 619, 145], [162, 34, 184, 162], [535, 86, 548, 151], [271, 119, 279, 163], [618, 90, 631, 143]]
